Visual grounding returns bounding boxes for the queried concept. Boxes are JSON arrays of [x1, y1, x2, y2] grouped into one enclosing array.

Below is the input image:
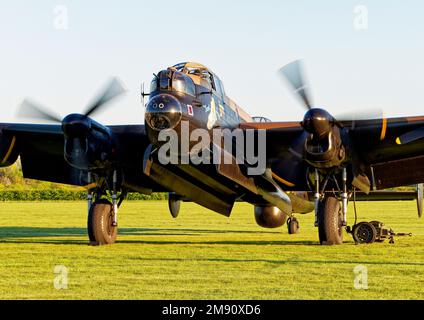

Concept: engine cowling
[[254, 205, 288, 228], [62, 114, 116, 171], [304, 127, 345, 169]]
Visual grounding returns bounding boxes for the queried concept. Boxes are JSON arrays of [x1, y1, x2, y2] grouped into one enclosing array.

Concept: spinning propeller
[[18, 77, 126, 127], [17, 78, 126, 178], [276, 60, 384, 181], [278, 60, 381, 137], [279, 60, 313, 110]]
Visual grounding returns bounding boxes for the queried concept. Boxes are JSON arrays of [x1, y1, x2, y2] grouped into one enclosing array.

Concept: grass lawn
[[0, 200, 423, 299]]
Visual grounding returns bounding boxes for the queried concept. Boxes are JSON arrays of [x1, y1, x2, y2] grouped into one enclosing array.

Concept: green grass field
[[0, 200, 424, 300]]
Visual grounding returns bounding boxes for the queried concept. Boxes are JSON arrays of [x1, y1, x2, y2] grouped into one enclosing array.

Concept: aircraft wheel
[[352, 222, 376, 244], [87, 199, 117, 245], [317, 196, 343, 245], [287, 217, 300, 234]]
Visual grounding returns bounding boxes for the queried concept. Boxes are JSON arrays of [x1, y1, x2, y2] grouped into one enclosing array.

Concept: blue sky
[[1, 0, 424, 124]]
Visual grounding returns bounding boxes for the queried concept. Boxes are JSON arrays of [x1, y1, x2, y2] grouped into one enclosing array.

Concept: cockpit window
[[252, 116, 272, 123], [173, 72, 196, 96], [159, 72, 170, 90], [212, 75, 225, 97], [150, 71, 171, 93], [150, 77, 158, 93], [150, 70, 196, 97]]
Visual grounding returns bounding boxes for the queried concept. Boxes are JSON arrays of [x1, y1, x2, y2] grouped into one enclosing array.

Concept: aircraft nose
[[145, 94, 182, 131]]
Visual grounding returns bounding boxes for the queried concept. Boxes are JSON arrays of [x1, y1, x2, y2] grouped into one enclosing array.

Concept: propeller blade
[[83, 77, 126, 117], [396, 127, 424, 145], [335, 108, 384, 129], [279, 60, 313, 110], [16, 99, 62, 123], [335, 108, 383, 122]]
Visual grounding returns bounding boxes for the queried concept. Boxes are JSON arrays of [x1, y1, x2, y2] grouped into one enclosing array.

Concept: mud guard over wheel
[[88, 199, 118, 245], [317, 196, 343, 245]]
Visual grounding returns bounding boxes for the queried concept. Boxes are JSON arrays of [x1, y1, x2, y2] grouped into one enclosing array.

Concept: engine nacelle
[[63, 117, 116, 171], [304, 127, 345, 169], [254, 205, 288, 228]]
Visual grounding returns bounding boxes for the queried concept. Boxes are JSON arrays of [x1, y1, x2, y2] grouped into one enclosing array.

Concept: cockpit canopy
[[150, 69, 196, 97], [252, 116, 271, 123], [173, 62, 226, 98]]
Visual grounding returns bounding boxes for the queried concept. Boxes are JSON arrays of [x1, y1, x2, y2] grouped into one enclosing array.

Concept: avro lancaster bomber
[[1, 61, 423, 245]]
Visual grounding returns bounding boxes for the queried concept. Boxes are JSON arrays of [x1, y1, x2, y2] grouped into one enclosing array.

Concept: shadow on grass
[[1, 228, 424, 267], [116, 239, 319, 246], [0, 226, 298, 246], [122, 257, 424, 267]]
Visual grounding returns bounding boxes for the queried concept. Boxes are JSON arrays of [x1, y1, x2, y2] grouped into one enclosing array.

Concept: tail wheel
[[287, 217, 300, 234], [317, 196, 344, 245], [352, 222, 376, 244], [88, 199, 117, 245]]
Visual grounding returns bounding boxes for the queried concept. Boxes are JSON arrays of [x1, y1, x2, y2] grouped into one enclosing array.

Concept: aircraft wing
[[240, 115, 424, 190], [239, 121, 304, 161], [347, 115, 424, 189], [0, 123, 151, 187]]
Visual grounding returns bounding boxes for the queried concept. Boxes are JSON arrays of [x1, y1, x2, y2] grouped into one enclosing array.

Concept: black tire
[[352, 222, 376, 244], [287, 217, 299, 234], [87, 199, 117, 245], [87, 205, 96, 242], [317, 196, 343, 245]]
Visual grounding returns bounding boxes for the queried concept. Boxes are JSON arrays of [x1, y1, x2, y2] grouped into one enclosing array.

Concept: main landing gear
[[317, 196, 344, 245], [312, 168, 348, 245], [88, 199, 117, 245], [86, 171, 126, 246]]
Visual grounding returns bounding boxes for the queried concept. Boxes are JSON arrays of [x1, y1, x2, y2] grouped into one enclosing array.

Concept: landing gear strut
[[312, 168, 347, 245], [86, 170, 125, 246]]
